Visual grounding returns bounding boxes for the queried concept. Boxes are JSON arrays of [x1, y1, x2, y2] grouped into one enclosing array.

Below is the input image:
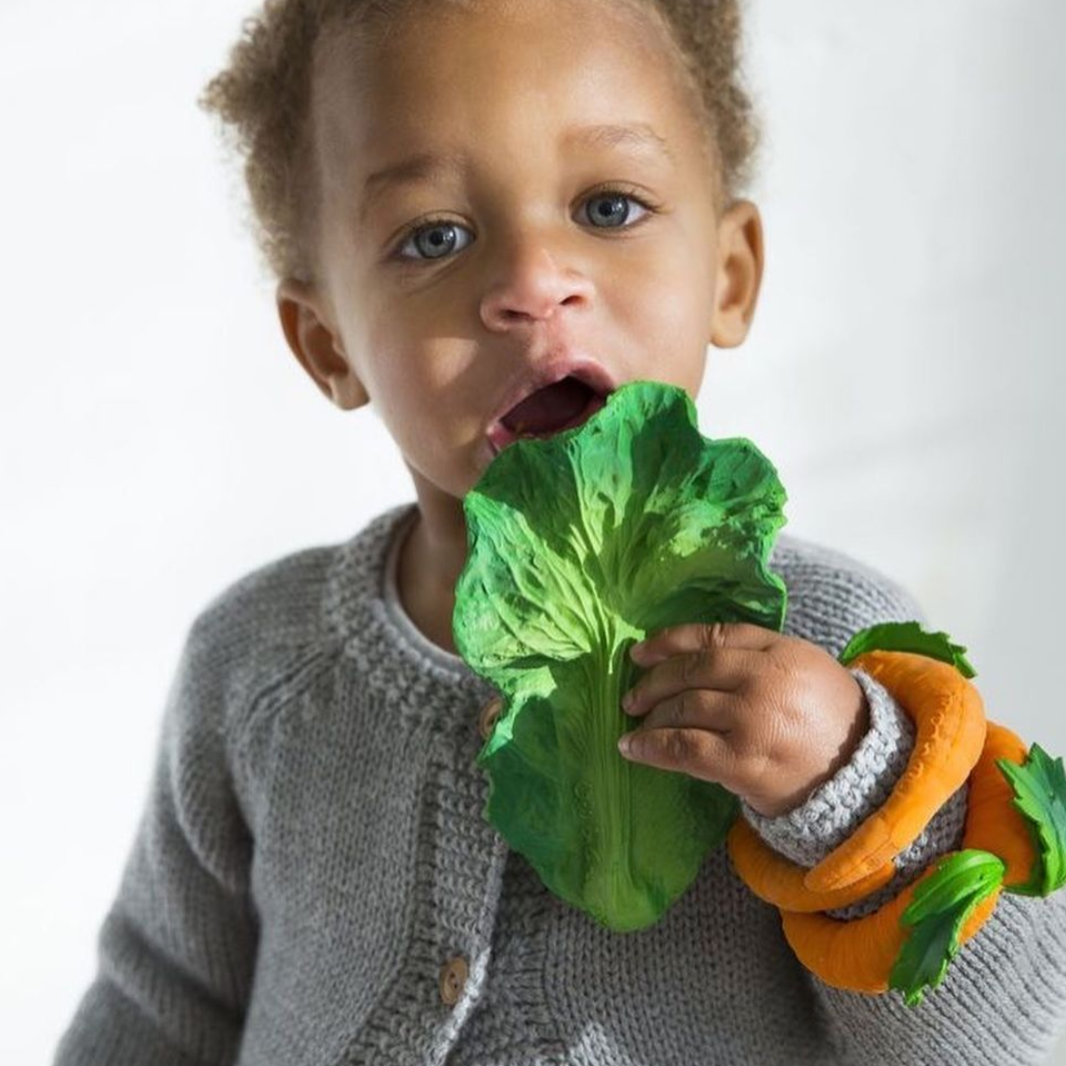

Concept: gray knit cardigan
[[54, 503, 1066, 1065]]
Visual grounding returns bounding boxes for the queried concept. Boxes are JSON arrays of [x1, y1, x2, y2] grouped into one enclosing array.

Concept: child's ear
[[709, 199, 764, 349], [276, 278, 370, 410]]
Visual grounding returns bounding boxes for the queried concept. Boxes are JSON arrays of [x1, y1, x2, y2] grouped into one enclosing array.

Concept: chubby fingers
[[622, 643, 759, 719], [617, 622, 779, 779], [629, 621, 777, 668], [618, 720, 736, 783], [623, 622, 775, 714]]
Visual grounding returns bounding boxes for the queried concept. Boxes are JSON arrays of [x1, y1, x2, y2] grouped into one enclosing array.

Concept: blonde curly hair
[[198, 0, 760, 284]]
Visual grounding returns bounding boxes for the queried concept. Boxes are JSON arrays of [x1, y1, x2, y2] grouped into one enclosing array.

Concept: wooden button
[[477, 697, 503, 740], [439, 954, 468, 1006]]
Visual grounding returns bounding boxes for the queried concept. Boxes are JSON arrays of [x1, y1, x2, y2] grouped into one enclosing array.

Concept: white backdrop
[[3, 0, 1065, 1061]]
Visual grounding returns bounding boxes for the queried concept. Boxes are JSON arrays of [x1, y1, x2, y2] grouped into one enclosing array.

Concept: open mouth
[[489, 376, 609, 454]]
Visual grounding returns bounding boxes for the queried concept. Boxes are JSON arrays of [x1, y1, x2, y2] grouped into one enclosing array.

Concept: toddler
[[54, 0, 1066, 1063]]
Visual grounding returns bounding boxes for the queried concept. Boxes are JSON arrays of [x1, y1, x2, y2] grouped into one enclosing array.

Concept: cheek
[[604, 254, 712, 394], [362, 327, 478, 443], [364, 307, 456, 398], [608, 219, 714, 319], [372, 352, 449, 428]]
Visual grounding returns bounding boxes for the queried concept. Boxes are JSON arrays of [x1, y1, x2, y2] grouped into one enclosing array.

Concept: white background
[[3, 0, 1065, 1061]]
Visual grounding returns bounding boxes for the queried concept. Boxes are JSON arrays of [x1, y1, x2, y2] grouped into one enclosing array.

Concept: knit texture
[[54, 503, 1066, 1065]]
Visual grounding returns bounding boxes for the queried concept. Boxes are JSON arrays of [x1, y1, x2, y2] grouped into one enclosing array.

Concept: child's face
[[279, 0, 763, 504]]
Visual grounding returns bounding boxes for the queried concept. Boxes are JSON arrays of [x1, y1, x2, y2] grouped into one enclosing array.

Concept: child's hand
[[618, 622, 869, 818]]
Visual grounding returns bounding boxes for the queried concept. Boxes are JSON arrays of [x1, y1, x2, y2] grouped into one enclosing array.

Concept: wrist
[[741, 668, 914, 866], [784, 669, 871, 815]]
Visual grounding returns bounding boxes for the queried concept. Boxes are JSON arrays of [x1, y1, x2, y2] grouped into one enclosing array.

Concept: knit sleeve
[[737, 542, 1066, 1060], [52, 609, 259, 1066]]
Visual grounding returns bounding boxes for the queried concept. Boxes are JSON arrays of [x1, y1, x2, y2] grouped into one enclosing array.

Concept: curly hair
[[198, 0, 760, 284]]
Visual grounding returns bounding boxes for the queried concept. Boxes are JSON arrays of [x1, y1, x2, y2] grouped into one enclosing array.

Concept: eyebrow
[[359, 122, 672, 222]]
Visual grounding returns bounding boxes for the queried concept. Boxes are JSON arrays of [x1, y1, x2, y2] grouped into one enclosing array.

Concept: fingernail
[[630, 642, 647, 662], [618, 734, 633, 756], [621, 690, 636, 712]]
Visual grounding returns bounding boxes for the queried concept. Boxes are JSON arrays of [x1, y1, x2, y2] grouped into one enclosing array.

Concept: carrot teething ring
[[777, 721, 1034, 999], [781, 858, 1002, 996], [727, 816, 896, 912], [726, 616, 1053, 1004], [803, 650, 987, 894], [727, 723, 1035, 912], [961, 721, 1039, 888]]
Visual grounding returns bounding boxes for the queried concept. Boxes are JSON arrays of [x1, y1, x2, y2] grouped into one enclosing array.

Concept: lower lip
[[488, 391, 609, 456]]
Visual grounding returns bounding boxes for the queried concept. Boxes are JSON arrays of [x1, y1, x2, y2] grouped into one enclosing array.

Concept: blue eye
[[398, 221, 474, 262], [582, 191, 650, 229], [391, 186, 655, 264]]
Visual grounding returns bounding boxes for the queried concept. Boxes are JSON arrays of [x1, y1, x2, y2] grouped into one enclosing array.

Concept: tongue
[[502, 377, 592, 435]]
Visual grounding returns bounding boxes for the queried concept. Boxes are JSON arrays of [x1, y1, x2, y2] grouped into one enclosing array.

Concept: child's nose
[[480, 246, 594, 331]]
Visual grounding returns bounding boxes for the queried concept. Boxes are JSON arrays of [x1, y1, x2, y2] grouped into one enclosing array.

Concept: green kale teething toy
[[452, 379, 788, 931]]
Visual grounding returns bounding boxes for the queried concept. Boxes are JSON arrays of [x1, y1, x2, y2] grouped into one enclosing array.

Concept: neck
[[396, 465, 469, 656]]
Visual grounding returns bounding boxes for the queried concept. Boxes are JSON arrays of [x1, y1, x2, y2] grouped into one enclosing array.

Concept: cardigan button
[[439, 954, 468, 1006], [477, 697, 503, 740]]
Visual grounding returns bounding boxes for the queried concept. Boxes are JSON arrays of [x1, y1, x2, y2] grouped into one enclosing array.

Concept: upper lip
[[490, 353, 618, 429]]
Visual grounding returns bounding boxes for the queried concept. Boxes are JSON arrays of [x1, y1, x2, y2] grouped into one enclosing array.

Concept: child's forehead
[[315, 0, 682, 96], [311, 0, 711, 177]]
